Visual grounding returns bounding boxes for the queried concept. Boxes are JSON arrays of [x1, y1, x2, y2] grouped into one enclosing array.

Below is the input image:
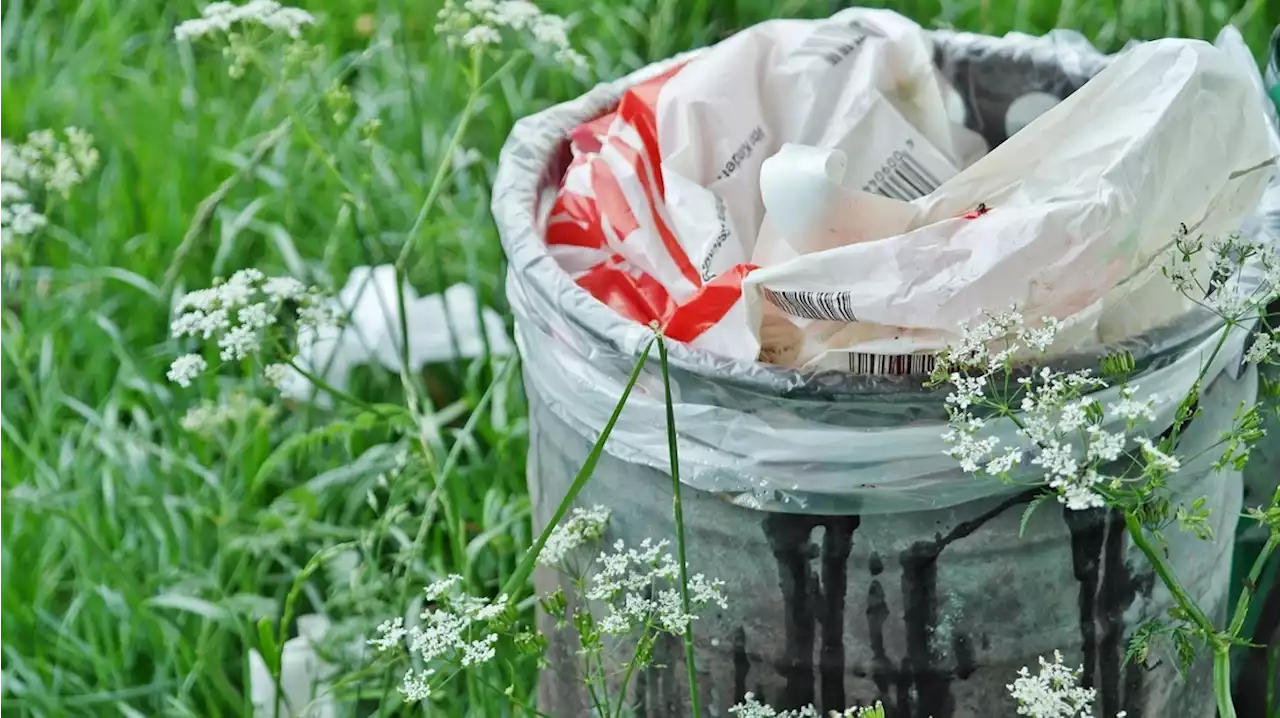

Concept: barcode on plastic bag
[[847, 352, 938, 375], [763, 288, 859, 322], [862, 147, 942, 200]]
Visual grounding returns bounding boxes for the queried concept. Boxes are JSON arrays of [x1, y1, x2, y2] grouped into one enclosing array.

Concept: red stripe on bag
[[589, 156, 643, 241], [576, 256, 676, 326], [547, 190, 605, 249], [662, 263, 755, 341], [604, 136, 702, 289], [616, 63, 683, 197]]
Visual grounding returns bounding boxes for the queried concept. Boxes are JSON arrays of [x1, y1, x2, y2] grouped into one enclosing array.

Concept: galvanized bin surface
[[493, 22, 1280, 718]]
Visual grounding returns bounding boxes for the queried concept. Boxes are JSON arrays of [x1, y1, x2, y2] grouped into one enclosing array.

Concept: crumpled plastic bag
[[281, 265, 513, 405], [545, 7, 1276, 372]]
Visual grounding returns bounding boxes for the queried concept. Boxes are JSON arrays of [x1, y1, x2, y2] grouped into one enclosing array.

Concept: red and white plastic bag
[[546, 7, 1275, 371]]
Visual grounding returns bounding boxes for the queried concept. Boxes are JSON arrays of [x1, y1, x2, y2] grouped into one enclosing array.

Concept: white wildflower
[[538, 504, 610, 567], [1, 181, 26, 202], [217, 323, 260, 360], [435, 0, 585, 69], [263, 275, 306, 301], [585, 538, 726, 638], [946, 373, 987, 410], [728, 694, 887, 718], [372, 578, 507, 702], [176, 0, 316, 41], [1108, 386, 1157, 423], [461, 25, 501, 47], [1031, 440, 1078, 478], [368, 617, 407, 652], [167, 353, 208, 387], [1020, 318, 1062, 352], [237, 302, 276, 330], [944, 428, 999, 474], [170, 271, 328, 381], [1085, 426, 1126, 463], [460, 633, 499, 665], [985, 448, 1023, 475], [1136, 437, 1180, 474], [263, 362, 292, 388], [424, 574, 463, 601], [1245, 332, 1277, 364], [1007, 650, 1096, 718], [4, 128, 98, 197], [689, 573, 728, 610], [1057, 398, 1096, 433], [180, 393, 271, 433], [1056, 477, 1107, 512], [399, 667, 434, 702], [1, 202, 47, 236]]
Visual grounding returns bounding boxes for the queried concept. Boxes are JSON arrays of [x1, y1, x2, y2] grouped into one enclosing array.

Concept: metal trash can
[[494, 26, 1279, 718]]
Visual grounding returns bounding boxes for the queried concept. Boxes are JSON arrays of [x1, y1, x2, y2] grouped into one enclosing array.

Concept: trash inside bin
[[493, 13, 1280, 718]]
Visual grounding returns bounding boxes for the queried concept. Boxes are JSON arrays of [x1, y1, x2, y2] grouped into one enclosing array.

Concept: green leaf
[[256, 617, 279, 675], [1100, 351, 1136, 380], [1124, 619, 1161, 667], [145, 592, 230, 624], [1019, 492, 1053, 538]]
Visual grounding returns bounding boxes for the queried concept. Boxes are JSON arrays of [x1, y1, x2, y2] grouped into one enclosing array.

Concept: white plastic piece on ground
[[249, 614, 336, 718], [282, 265, 514, 406]]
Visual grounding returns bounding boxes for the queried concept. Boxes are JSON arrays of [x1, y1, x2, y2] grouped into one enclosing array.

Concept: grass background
[[2, 0, 1277, 715]]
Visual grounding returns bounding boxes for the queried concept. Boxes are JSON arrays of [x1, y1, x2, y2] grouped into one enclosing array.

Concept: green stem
[[1167, 323, 1232, 448], [1123, 511, 1216, 636], [273, 542, 357, 718], [1214, 648, 1236, 718], [1229, 533, 1280, 638], [283, 357, 391, 416], [499, 340, 654, 600], [657, 336, 702, 717], [1124, 510, 1235, 716], [395, 48, 483, 271], [613, 626, 653, 718]]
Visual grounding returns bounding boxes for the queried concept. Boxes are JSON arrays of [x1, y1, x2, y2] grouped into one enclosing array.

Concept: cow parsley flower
[[434, 0, 587, 69], [180, 393, 273, 433], [2, 127, 98, 249], [728, 694, 886, 718], [538, 504, 610, 567], [1008, 650, 1096, 718], [585, 538, 726, 638], [368, 578, 508, 703], [1245, 331, 1277, 365], [263, 362, 291, 388], [1136, 437, 1180, 474], [167, 353, 208, 387], [169, 270, 333, 385], [938, 311, 1158, 512], [175, 1, 316, 41]]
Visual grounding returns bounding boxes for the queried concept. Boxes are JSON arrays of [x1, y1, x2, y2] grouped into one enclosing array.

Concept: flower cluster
[[585, 538, 726, 637], [368, 575, 509, 702], [1007, 650, 1115, 718], [435, 0, 587, 69], [1245, 330, 1278, 365], [1163, 226, 1280, 322], [175, 1, 316, 77], [938, 311, 1169, 511], [167, 269, 335, 387], [538, 504, 611, 568], [2, 129, 99, 248], [728, 693, 886, 718], [180, 393, 275, 433], [175, 1, 316, 41]]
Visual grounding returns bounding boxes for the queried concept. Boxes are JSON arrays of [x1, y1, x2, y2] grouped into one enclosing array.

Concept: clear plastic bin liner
[[493, 28, 1280, 515]]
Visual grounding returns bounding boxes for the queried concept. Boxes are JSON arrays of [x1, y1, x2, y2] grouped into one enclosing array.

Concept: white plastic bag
[[745, 38, 1274, 368], [543, 9, 1275, 372]]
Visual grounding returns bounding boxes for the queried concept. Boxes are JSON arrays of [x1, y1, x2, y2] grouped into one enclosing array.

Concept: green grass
[[1, 0, 1276, 716]]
